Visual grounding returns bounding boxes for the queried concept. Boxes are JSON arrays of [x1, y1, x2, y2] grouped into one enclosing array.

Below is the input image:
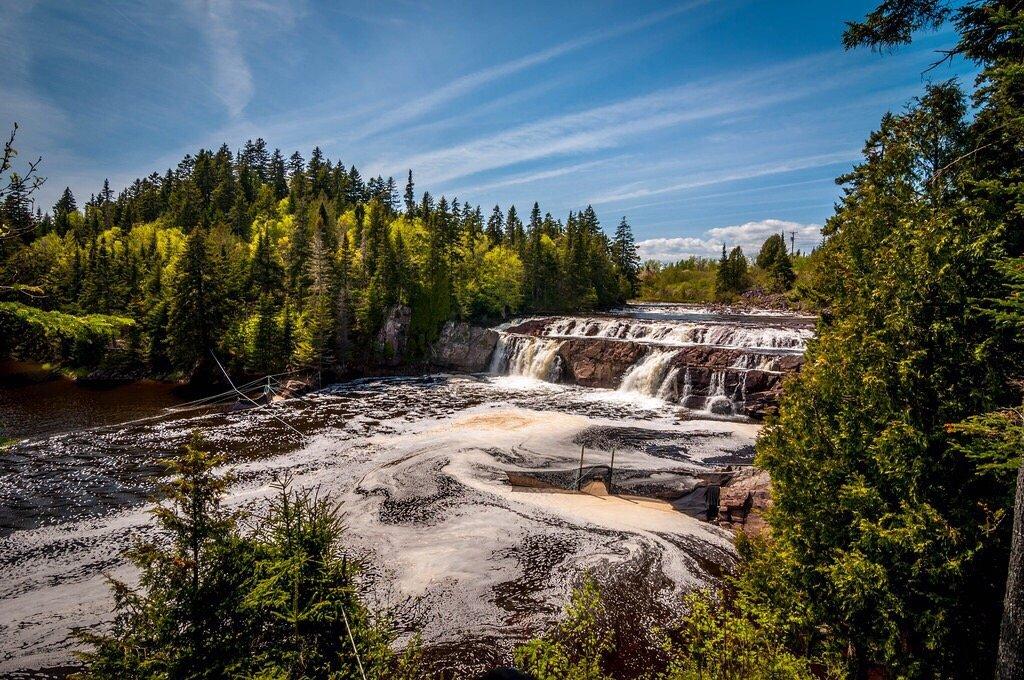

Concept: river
[[0, 304, 813, 677]]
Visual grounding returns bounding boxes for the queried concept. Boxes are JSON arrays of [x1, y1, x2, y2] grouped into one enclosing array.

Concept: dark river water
[[0, 360, 199, 441]]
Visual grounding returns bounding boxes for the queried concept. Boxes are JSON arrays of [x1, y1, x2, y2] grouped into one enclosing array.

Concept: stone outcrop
[[430, 321, 499, 372], [716, 467, 772, 536], [378, 305, 412, 365], [556, 339, 646, 388]]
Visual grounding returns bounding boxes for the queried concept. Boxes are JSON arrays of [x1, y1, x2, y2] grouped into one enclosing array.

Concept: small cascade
[[730, 353, 782, 372], [703, 370, 734, 416], [618, 350, 680, 397], [656, 367, 681, 401], [680, 367, 694, 408], [488, 333, 510, 373], [494, 335, 564, 381]]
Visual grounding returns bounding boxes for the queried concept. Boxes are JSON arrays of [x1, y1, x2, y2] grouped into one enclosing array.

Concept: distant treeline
[[639, 233, 809, 304], [0, 141, 640, 379]]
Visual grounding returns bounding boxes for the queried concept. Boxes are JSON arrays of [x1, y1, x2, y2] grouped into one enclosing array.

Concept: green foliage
[[739, 4, 1024, 674], [638, 257, 718, 302], [756, 234, 795, 293], [715, 245, 749, 301], [515, 576, 614, 680], [0, 301, 133, 366], [76, 437, 420, 680], [662, 588, 828, 680], [1, 142, 630, 377]]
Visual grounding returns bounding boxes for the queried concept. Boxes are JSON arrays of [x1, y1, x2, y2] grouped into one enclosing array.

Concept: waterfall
[[656, 367, 681, 401], [703, 370, 733, 416], [489, 333, 510, 374], [730, 353, 782, 372], [535, 316, 811, 350], [680, 367, 693, 407], [618, 350, 680, 397], [492, 335, 564, 382]]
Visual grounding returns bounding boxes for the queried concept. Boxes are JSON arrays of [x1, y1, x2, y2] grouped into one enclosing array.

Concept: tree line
[[0, 141, 641, 379], [638, 233, 803, 304]]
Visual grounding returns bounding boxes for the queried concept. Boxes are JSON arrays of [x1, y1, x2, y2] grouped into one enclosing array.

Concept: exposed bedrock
[[551, 338, 802, 418], [430, 320, 500, 372]]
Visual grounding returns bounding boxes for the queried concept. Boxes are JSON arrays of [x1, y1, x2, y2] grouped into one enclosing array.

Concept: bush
[[76, 436, 420, 680]]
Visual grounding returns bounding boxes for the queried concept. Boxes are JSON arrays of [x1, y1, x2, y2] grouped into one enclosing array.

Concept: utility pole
[[789, 230, 796, 256]]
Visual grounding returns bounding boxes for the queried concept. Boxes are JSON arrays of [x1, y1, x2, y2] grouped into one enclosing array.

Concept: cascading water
[[537, 316, 811, 350], [618, 350, 680, 397], [492, 334, 564, 382], [703, 370, 734, 416], [730, 353, 782, 372]]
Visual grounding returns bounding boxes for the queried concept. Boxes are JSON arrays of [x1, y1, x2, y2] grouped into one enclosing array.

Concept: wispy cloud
[[589, 150, 859, 206], [447, 158, 620, 196], [186, 0, 254, 118], [350, 0, 710, 140], [374, 52, 848, 185], [637, 219, 822, 261]]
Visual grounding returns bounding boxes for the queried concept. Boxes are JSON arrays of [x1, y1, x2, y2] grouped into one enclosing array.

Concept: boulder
[[431, 321, 499, 372]]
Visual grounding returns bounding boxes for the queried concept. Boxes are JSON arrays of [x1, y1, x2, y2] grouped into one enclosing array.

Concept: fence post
[[577, 445, 585, 490], [608, 447, 616, 494]]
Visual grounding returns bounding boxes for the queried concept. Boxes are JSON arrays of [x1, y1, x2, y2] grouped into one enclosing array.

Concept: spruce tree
[[167, 229, 223, 374], [404, 169, 415, 216], [486, 205, 504, 245], [611, 217, 640, 296]]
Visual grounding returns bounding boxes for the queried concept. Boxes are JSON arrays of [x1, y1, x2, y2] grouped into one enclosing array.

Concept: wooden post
[[576, 445, 585, 490], [608, 447, 616, 495]]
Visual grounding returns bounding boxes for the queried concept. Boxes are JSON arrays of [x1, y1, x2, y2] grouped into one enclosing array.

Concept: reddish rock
[[557, 339, 646, 388], [717, 467, 772, 536]]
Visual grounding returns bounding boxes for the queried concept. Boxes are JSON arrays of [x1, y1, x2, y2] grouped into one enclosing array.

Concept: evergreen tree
[[270, 148, 288, 200], [167, 230, 224, 373], [756, 233, 795, 293], [52, 187, 77, 236], [1, 172, 35, 242], [486, 204, 504, 245], [611, 217, 640, 296], [404, 169, 415, 216]]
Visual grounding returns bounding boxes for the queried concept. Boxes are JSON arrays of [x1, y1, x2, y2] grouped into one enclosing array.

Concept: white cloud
[[188, 0, 254, 118], [185, 0, 304, 118], [375, 51, 855, 185], [588, 151, 858, 205], [637, 219, 822, 262], [349, 0, 709, 140]]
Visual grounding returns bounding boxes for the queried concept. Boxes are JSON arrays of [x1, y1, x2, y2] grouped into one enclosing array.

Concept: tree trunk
[[998, 459, 1024, 680]]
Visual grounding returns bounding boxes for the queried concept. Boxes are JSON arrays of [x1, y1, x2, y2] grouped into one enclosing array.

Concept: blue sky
[[1, 0, 970, 259]]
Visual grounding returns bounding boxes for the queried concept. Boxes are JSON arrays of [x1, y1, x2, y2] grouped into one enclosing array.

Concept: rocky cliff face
[[378, 305, 412, 366], [430, 321, 499, 372]]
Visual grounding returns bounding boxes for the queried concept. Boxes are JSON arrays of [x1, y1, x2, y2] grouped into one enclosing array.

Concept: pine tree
[[53, 187, 78, 236], [404, 169, 415, 216], [486, 205, 504, 245], [756, 233, 795, 292], [1, 172, 35, 241], [270, 149, 288, 201], [505, 205, 524, 251], [167, 229, 224, 374], [611, 217, 640, 296]]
